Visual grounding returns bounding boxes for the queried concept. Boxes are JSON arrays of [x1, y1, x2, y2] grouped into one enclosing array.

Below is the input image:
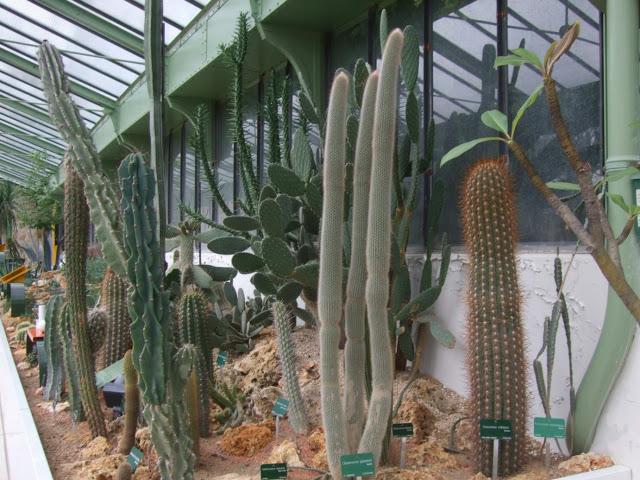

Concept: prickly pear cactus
[[101, 267, 132, 368], [461, 158, 527, 476], [64, 158, 106, 438]]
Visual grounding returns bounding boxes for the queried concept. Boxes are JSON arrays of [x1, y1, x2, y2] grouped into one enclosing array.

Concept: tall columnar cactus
[[461, 158, 527, 476], [64, 158, 106, 438], [185, 370, 200, 459], [118, 350, 140, 455], [317, 30, 403, 478], [38, 42, 127, 278], [59, 302, 84, 423], [87, 307, 107, 355], [101, 267, 132, 368], [120, 152, 196, 479], [272, 301, 309, 434], [178, 287, 212, 437], [43, 294, 64, 403]]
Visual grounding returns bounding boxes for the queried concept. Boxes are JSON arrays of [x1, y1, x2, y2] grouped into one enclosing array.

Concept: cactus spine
[[120, 153, 195, 479], [37, 42, 127, 277], [318, 30, 403, 478], [178, 287, 212, 437], [64, 158, 106, 438], [272, 300, 309, 434], [318, 71, 350, 477], [59, 302, 84, 423], [343, 70, 378, 452], [461, 159, 527, 476], [43, 294, 64, 403], [101, 267, 132, 368], [118, 350, 140, 455]]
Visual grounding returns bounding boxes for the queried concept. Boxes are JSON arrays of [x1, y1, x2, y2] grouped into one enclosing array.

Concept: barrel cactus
[[461, 158, 528, 476]]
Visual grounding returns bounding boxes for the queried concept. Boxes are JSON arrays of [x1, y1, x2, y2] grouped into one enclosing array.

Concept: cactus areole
[[461, 159, 528, 476]]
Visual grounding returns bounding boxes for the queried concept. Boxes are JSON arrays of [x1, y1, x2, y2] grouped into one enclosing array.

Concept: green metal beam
[[0, 46, 117, 110], [0, 121, 65, 156], [31, 0, 144, 54], [0, 140, 58, 164], [0, 96, 52, 125]]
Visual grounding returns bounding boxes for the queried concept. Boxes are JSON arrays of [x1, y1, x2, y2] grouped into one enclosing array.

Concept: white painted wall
[[416, 249, 639, 474], [175, 246, 640, 474]]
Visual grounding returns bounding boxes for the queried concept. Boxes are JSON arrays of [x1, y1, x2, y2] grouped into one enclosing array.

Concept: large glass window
[[168, 127, 182, 225], [433, 0, 499, 244], [216, 102, 235, 218], [507, 0, 601, 242], [183, 123, 197, 214]]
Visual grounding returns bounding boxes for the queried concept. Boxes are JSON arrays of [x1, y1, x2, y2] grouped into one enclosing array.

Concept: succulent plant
[[117, 350, 140, 455], [100, 267, 132, 368], [58, 302, 84, 423], [461, 158, 527, 476], [43, 294, 64, 403], [64, 158, 106, 438]]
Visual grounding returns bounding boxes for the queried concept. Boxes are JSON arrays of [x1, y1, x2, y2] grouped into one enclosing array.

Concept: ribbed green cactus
[[116, 462, 132, 480], [318, 29, 403, 478], [87, 307, 107, 355], [178, 287, 212, 437], [64, 158, 106, 438], [272, 300, 308, 434], [43, 294, 64, 403], [185, 370, 200, 459], [119, 152, 196, 479], [101, 267, 132, 368], [58, 302, 84, 423], [37, 42, 127, 278], [118, 350, 139, 455], [461, 158, 527, 476]]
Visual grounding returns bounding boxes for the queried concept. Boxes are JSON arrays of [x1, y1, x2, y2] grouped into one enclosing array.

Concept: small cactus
[[461, 158, 528, 476], [100, 267, 132, 368], [118, 350, 139, 455], [87, 307, 107, 354]]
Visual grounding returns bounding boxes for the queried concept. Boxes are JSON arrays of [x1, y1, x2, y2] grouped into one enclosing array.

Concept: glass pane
[[216, 102, 234, 218], [184, 123, 197, 212], [507, 0, 601, 243], [169, 128, 182, 224], [433, 0, 499, 244]]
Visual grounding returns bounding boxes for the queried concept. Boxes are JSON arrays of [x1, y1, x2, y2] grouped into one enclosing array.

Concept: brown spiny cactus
[[118, 350, 139, 455], [461, 158, 528, 476], [100, 267, 132, 368]]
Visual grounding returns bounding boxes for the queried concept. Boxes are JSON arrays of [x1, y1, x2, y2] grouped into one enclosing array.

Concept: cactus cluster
[[101, 267, 132, 368], [317, 29, 403, 478], [120, 152, 196, 479], [461, 158, 527, 476], [64, 158, 106, 438], [178, 287, 213, 437]]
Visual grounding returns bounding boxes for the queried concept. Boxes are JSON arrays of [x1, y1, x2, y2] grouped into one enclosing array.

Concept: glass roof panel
[[0, 0, 208, 177]]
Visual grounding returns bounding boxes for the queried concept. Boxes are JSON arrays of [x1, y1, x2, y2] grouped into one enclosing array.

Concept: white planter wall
[[416, 250, 639, 476], [177, 247, 639, 475]]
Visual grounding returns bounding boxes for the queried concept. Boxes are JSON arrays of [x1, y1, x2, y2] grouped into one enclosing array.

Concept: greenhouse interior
[[0, 0, 639, 479]]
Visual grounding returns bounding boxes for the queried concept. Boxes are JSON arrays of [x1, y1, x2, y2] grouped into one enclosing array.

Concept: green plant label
[[392, 422, 414, 438], [95, 357, 125, 388], [271, 397, 289, 417], [340, 453, 375, 477], [534, 417, 566, 438], [127, 447, 144, 472], [480, 419, 512, 439], [216, 351, 228, 366], [260, 463, 287, 479]]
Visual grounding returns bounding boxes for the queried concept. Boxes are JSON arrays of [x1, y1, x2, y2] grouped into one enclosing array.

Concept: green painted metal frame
[[0, 97, 52, 125], [0, 121, 64, 156], [30, 0, 144, 54], [0, 46, 116, 109]]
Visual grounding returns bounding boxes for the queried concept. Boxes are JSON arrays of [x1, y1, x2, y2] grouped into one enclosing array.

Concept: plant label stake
[[260, 463, 287, 479], [127, 447, 144, 473], [480, 419, 512, 479], [216, 351, 228, 367], [534, 417, 565, 468], [340, 452, 375, 478], [271, 397, 289, 438], [392, 422, 414, 468]]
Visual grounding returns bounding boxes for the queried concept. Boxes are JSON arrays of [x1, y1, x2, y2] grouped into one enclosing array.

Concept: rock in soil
[[218, 421, 274, 457], [558, 453, 614, 475], [267, 439, 304, 467], [250, 386, 283, 420]]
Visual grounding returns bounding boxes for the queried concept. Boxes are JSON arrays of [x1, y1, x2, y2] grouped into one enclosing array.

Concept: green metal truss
[[0, 121, 64, 156], [0, 46, 116, 110], [31, 0, 144, 55], [0, 96, 52, 125]]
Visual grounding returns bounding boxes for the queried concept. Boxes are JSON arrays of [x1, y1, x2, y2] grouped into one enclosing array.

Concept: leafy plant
[[0, 180, 16, 242], [14, 152, 62, 230]]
